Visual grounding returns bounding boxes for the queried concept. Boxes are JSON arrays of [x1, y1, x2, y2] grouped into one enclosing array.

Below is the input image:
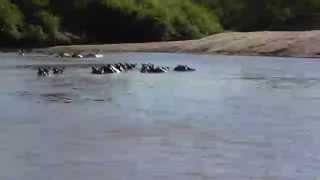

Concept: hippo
[[126, 63, 137, 70], [37, 67, 51, 77], [162, 66, 170, 71], [103, 65, 121, 74], [121, 63, 128, 71], [114, 63, 126, 72], [52, 67, 65, 74], [141, 63, 154, 73], [18, 49, 25, 56], [91, 66, 104, 74], [140, 64, 150, 73], [91, 65, 121, 75], [174, 65, 195, 72], [140, 64, 168, 73], [151, 67, 168, 73]]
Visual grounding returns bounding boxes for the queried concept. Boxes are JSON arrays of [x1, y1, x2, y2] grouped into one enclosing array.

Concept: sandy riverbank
[[40, 31, 320, 58]]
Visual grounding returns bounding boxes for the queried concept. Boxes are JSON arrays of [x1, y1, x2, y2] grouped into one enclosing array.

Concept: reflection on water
[[0, 53, 320, 180], [239, 75, 320, 89], [41, 93, 73, 103]]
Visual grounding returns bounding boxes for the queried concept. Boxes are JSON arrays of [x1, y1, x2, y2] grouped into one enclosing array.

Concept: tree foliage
[[197, 0, 320, 31], [0, 0, 24, 44], [0, 0, 320, 46]]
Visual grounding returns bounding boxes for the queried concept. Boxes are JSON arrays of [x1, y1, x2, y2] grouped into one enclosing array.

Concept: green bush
[[23, 25, 48, 44], [197, 0, 320, 31], [96, 0, 222, 41], [35, 11, 60, 39], [3, 0, 320, 46], [12, 0, 50, 13], [0, 0, 24, 43], [0, 0, 223, 45]]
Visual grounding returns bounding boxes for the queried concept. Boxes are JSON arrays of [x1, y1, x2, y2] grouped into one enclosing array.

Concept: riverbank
[[38, 31, 320, 58]]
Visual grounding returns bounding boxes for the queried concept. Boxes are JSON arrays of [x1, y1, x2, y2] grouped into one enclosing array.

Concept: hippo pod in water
[[91, 65, 120, 74], [37, 67, 65, 76], [140, 64, 170, 73], [114, 63, 137, 71], [174, 65, 196, 72], [91, 63, 137, 75]]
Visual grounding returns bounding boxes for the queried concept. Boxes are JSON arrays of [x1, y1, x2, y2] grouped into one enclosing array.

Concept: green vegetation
[[0, 0, 221, 46], [197, 0, 320, 31], [0, 0, 24, 45], [0, 0, 319, 46]]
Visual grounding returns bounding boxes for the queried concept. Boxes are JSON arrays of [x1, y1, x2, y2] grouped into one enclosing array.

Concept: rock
[[72, 53, 83, 58], [84, 53, 104, 58], [58, 52, 72, 58]]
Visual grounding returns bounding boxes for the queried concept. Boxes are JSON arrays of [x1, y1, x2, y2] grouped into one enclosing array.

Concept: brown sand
[[42, 31, 320, 58]]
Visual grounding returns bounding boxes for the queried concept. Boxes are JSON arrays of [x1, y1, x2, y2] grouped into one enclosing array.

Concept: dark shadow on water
[[40, 93, 73, 103], [13, 90, 113, 104], [237, 75, 320, 89]]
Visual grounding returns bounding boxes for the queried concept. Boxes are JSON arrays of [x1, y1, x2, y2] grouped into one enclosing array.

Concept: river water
[[0, 52, 320, 180]]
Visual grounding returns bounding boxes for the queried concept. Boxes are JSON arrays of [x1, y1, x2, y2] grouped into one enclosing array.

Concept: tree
[[0, 0, 24, 44]]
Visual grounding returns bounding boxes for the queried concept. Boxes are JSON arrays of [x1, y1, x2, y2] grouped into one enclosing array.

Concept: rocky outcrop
[[57, 52, 104, 58]]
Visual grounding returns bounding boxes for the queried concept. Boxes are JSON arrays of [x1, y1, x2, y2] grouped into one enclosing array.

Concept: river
[[0, 52, 319, 180]]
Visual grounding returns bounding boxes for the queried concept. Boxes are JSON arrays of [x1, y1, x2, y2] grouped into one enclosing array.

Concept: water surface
[[0, 53, 320, 180]]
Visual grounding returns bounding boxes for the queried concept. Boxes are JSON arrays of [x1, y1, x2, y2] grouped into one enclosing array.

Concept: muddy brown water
[[0, 52, 320, 180]]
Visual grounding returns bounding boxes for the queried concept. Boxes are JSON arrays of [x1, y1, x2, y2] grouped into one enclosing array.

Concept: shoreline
[[30, 31, 320, 58]]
